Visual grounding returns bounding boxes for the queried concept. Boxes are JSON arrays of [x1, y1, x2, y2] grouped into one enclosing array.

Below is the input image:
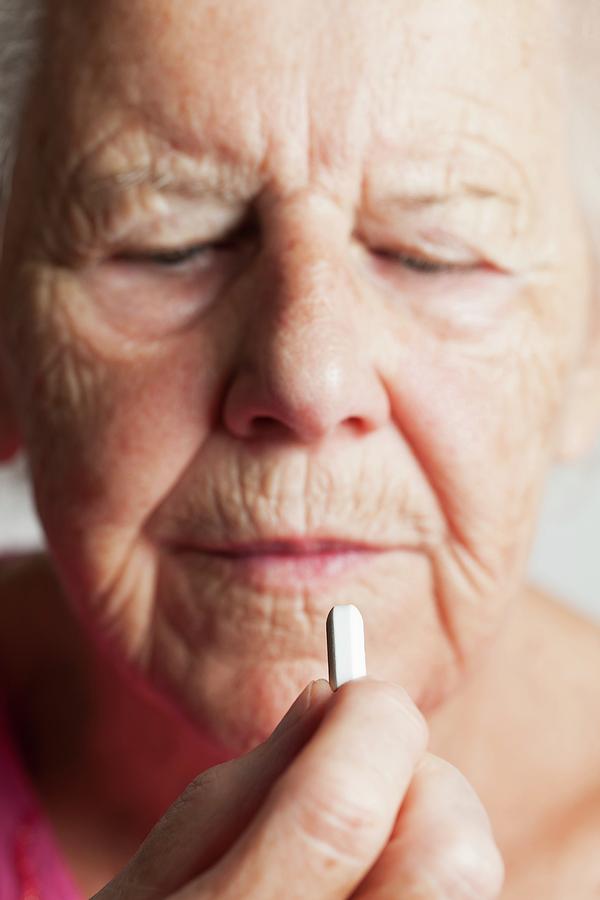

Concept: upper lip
[[173, 538, 392, 556]]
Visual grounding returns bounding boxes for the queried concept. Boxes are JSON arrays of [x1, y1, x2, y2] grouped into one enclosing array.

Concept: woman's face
[[0, 0, 593, 752]]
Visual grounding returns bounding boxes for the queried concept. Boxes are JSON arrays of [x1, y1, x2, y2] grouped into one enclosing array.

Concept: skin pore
[[1, 0, 600, 895]]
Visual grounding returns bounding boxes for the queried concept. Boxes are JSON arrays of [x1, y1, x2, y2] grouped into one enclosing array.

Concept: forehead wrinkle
[[47, 0, 545, 234]]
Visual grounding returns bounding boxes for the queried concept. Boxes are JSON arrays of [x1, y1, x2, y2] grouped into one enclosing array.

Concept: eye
[[373, 248, 477, 275], [116, 240, 231, 269], [143, 244, 214, 266], [114, 218, 259, 270]]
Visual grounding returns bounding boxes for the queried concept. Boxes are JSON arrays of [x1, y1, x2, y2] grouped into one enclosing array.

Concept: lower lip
[[176, 548, 387, 591]]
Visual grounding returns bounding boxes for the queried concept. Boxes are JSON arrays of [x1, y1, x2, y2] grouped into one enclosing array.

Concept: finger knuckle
[[416, 754, 498, 834], [280, 771, 384, 869], [345, 680, 429, 750], [435, 832, 505, 899], [180, 763, 226, 804], [418, 755, 482, 808]]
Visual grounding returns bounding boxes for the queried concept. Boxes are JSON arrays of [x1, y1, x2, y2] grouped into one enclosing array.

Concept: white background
[[1, 448, 598, 620]]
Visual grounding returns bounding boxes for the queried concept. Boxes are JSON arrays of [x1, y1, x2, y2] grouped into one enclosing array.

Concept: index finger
[[184, 678, 428, 900]]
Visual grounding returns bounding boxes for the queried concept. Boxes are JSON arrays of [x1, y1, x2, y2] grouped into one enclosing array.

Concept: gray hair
[[0, 0, 43, 218], [0, 0, 599, 265]]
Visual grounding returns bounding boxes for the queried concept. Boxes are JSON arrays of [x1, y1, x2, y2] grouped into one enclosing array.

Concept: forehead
[[43, 0, 562, 199]]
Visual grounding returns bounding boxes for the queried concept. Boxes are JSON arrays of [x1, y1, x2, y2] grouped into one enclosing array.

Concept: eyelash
[[373, 248, 470, 275], [123, 243, 472, 275], [144, 245, 213, 266]]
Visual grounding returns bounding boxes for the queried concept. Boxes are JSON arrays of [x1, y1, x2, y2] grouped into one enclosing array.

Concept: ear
[[0, 359, 22, 461], [0, 207, 22, 460], [0, 260, 22, 461], [554, 291, 600, 461]]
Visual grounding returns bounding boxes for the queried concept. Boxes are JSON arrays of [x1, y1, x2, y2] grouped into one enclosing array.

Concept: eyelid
[[372, 246, 481, 275], [114, 218, 259, 267], [124, 244, 468, 274], [118, 242, 216, 266], [355, 225, 487, 275], [114, 229, 489, 276]]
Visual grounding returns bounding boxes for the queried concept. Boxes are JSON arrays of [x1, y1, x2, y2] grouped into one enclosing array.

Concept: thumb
[[92, 679, 332, 900]]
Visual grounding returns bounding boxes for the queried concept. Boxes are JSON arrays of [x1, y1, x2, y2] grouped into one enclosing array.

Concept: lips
[[184, 538, 388, 556], [170, 537, 398, 593]]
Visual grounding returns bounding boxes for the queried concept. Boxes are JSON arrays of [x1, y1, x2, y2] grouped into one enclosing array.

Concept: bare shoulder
[[545, 596, 600, 895], [543, 766, 600, 898], [504, 800, 600, 900], [525, 586, 600, 777], [525, 584, 600, 707], [499, 587, 600, 898]]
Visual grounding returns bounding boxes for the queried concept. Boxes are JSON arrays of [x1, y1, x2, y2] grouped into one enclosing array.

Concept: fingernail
[[307, 678, 333, 706]]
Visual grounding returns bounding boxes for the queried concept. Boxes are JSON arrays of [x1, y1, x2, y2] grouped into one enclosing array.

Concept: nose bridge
[[268, 236, 352, 359], [221, 203, 389, 442], [263, 247, 354, 406], [258, 193, 361, 372]]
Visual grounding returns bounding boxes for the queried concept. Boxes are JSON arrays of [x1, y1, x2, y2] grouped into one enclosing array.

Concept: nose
[[221, 243, 390, 444]]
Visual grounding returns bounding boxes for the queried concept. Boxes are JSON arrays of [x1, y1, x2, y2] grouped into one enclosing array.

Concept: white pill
[[326, 604, 367, 691]]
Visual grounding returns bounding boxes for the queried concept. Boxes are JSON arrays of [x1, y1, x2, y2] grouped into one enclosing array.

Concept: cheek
[[393, 283, 569, 527], [7, 272, 227, 595], [380, 289, 567, 663], [2, 252, 577, 729]]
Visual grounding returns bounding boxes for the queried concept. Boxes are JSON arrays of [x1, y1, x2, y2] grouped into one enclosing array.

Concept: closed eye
[[373, 248, 479, 274], [116, 219, 258, 269], [117, 240, 231, 268], [115, 234, 482, 275]]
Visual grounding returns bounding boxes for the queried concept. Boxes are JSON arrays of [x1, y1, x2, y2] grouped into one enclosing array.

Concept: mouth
[[188, 538, 388, 555], [170, 537, 401, 592]]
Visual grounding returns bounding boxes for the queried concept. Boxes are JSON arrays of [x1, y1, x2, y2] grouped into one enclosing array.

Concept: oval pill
[[326, 604, 367, 690]]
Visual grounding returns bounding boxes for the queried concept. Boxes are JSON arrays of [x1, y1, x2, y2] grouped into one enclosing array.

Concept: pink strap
[[0, 698, 83, 899]]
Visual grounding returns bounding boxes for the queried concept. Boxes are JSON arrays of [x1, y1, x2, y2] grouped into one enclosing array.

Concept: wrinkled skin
[[0, 0, 599, 770]]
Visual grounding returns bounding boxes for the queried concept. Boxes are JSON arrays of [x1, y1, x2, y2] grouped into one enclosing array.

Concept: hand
[[92, 678, 504, 899]]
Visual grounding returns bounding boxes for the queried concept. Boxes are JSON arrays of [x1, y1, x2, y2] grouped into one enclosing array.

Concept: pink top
[[0, 697, 82, 899]]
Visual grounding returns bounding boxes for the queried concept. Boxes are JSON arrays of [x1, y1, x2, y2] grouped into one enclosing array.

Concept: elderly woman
[[1, 0, 600, 896]]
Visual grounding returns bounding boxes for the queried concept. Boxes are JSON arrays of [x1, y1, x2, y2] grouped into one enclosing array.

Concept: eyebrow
[[359, 181, 530, 253], [77, 152, 261, 206], [377, 183, 521, 211], [71, 130, 531, 232], [78, 166, 525, 231], [364, 135, 533, 230], [368, 166, 527, 211]]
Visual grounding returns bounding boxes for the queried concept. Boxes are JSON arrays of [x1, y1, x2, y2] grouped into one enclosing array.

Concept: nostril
[[253, 416, 277, 427], [249, 415, 287, 437], [344, 415, 368, 434]]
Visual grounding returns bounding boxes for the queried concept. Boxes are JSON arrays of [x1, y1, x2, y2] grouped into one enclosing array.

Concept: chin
[[62, 531, 486, 755], [154, 652, 325, 758]]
